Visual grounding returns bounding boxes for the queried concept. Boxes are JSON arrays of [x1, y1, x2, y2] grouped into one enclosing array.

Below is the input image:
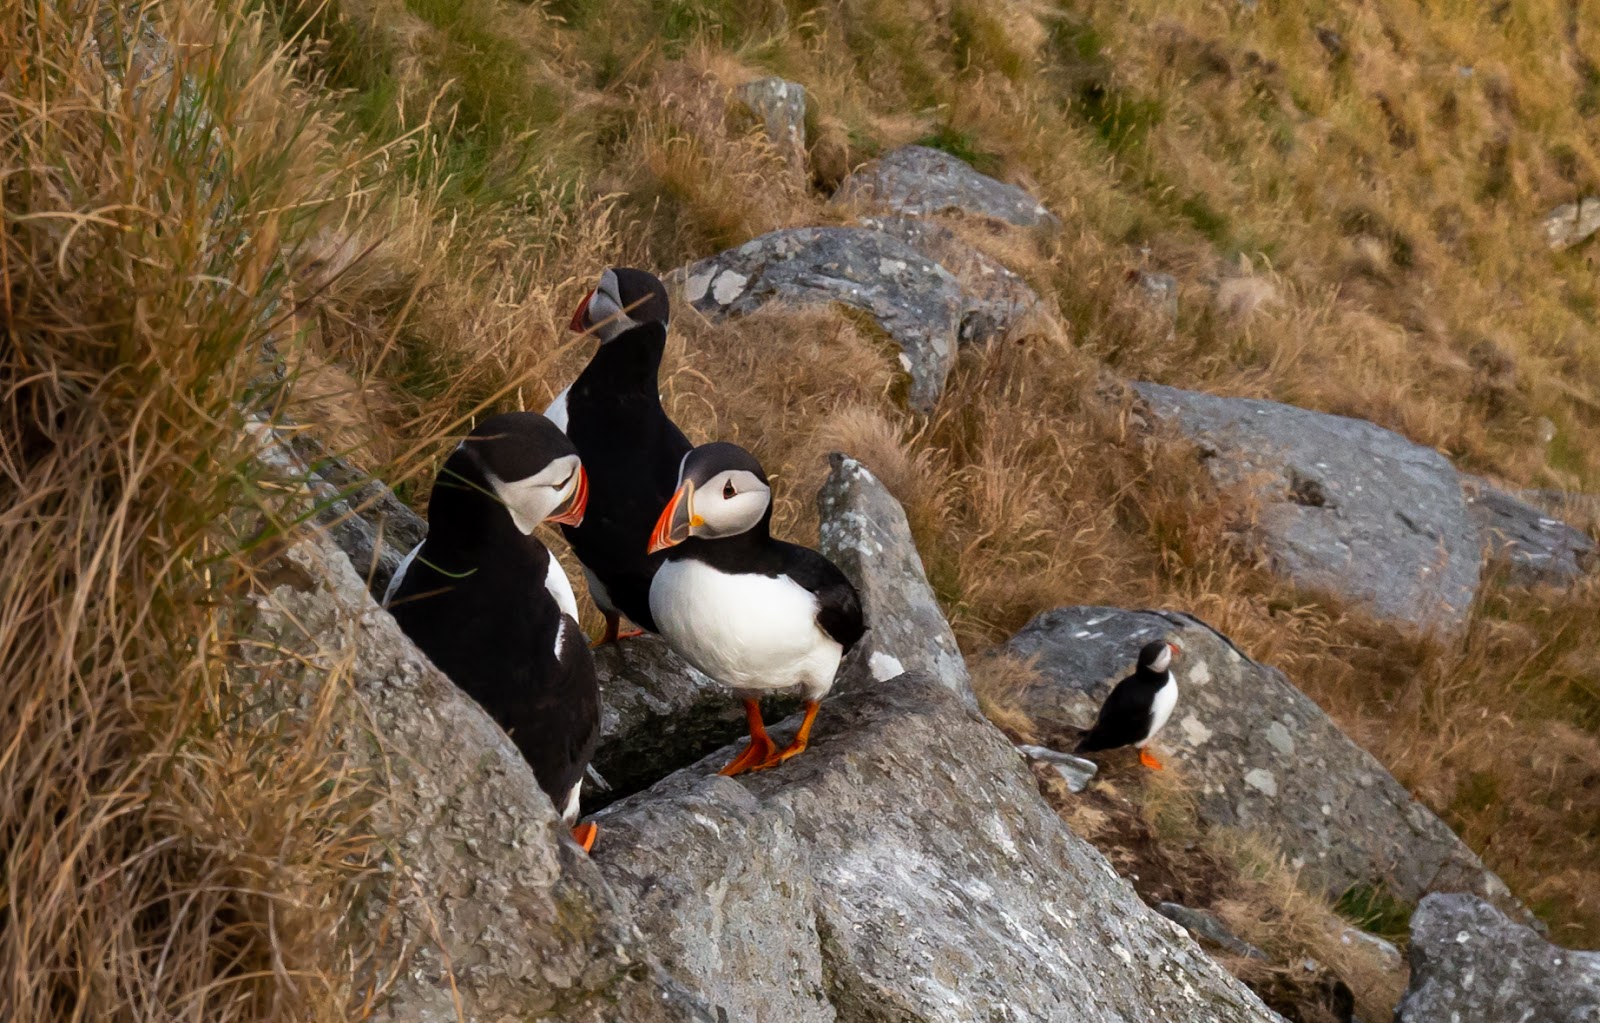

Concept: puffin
[[546, 267, 691, 645], [384, 412, 602, 851], [646, 443, 866, 776], [1074, 639, 1181, 770]]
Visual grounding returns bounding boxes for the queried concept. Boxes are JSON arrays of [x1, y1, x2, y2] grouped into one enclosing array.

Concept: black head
[[569, 267, 670, 342], [647, 442, 772, 553], [439, 412, 588, 534], [1137, 639, 1179, 674]]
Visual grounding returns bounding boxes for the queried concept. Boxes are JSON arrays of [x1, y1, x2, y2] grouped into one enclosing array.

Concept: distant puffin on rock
[[646, 443, 866, 776], [384, 412, 602, 851], [1075, 639, 1181, 771], [546, 267, 691, 645]]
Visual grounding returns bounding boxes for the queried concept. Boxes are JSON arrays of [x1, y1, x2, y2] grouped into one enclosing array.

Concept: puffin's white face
[[486, 453, 586, 534], [687, 468, 771, 539], [1149, 643, 1174, 673], [581, 269, 634, 343]]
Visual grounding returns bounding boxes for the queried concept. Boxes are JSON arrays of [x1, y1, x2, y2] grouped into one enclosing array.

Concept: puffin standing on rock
[[646, 443, 866, 775], [547, 267, 692, 645], [384, 412, 602, 851], [1075, 639, 1181, 771]]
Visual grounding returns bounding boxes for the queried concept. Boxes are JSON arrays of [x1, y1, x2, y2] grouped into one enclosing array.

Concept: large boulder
[[1397, 893, 1600, 1022], [816, 453, 976, 708], [242, 510, 712, 1021], [593, 674, 1283, 1023], [1133, 382, 1482, 633], [1463, 476, 1597, 587], [834, 144, 1059, 230], [858, 215, 1046, 344], [999, 606, 1524, 915], [676, 227, 965, 412], [732, 76, 807, 175]]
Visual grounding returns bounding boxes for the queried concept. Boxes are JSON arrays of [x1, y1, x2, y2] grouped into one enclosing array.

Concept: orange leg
[[720, 699, 779, 776], [571, 822, 598, 853], [1139, 747, 1165, 771], [592, 612, 647, 647], [776, 700, 821, 764]]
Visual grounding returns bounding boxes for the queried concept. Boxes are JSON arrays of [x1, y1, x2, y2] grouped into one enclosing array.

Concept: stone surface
[[594, 674, 1283, 1023], [1134, 270, 1180, 320], [1157, 903, 1269, 961], [859, 215, 1045, 343], [1544, 197, 1600, 251], [733, 76, 807, 174], [676, 227, 965, 412], [1463, 476, 1596, 587], [816, 453, 975, 708], [835, 144, 1059, 229], [1398, 893, 1600, 1023], [590, 634, 799, 805], [1017, 743, 1099, 792], [240, 480, 711, 1021], [999, 606, 1523, 915], [1134, 382, 1482, 633]]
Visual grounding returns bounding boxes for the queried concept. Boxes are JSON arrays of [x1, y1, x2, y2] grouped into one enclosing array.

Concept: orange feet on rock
[[592, 612, 647, 647], [571, 822, 598, 853], [776, 700, 821, 764], [720, 698, 780, 776], [1138, 747, 1165, 771]]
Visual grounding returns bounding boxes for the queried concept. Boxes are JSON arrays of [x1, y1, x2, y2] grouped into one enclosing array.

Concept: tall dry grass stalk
[[1, 3, 387, 1018]]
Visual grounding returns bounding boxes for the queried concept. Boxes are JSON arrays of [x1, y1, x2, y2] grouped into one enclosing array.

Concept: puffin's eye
[[723, 480, 737, 500]]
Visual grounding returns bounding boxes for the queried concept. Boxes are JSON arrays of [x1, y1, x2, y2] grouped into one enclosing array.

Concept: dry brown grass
[[1, 3, 388, 1018]]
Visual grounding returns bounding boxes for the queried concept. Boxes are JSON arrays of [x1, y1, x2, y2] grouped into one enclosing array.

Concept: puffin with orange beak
[[1074, 639, 1182, 770], [545, 267, 691, 646], [646, 443, 866, 776], [385, 412, 602, 851]]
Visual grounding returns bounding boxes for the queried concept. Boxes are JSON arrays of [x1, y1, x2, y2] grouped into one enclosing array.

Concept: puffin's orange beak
[[569, 290, 594, 334], [647, 481, 700, 554], [547, 466, 588, 527]]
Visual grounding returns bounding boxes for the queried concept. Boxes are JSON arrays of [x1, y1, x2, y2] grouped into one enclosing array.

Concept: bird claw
[[571, 822, 598, 853], [1139, 748, 1165, 771], [719, 735, 779, 776]]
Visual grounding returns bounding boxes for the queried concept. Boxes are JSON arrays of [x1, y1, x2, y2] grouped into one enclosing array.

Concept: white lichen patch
[[1179, 715, 1212, 746], [1243, 768, 1278, 797], [869, 651, 906, 682], [711, 269, 749, 305]]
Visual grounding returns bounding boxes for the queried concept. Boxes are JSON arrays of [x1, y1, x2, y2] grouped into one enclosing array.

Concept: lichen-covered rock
[[835, 144, 1058, 229], [732, 76, 807, 174], [1544, 197, 1600, 251], [1134, 382, 1481, 633], [1463, 476, 1596, 587], [999, 606, 1523, 915], [815, 453, 975, 708], [594, 674, 1283, 1023], [676, 227, 965, 412], [1397, 893, 1600, 1023], [1156, 903, 1268, 961], [591, 635, 800, 803], [859, 215, 1046, 343]]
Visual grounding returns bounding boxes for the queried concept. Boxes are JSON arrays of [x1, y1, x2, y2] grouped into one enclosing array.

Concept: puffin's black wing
[[1074, 673, 1155, 753], [778, 542, 867, 652]]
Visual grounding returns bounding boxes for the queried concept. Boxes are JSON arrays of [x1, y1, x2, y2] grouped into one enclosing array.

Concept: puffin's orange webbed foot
[[775, 699, 821, 765], [1138, 748, 1165, 771], [591, 613, 646, 647], [719, 733, 779, 776], [571, 822, 598, 853]]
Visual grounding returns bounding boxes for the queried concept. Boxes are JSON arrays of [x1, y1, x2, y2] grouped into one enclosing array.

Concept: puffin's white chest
[[649, 558, 843, 699], [1143, 673, 1178, 745], [544, 384, 572, 433]]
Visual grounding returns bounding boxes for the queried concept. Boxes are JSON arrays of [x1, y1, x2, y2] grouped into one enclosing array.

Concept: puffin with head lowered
[[546, 267, 691, 645], [1074, 639, 1181, 770], [646, 442, 866, 775], [384, 412, 601, 851]]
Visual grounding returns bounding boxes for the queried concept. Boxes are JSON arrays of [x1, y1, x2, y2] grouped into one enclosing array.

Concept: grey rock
[[1157, 903, 1269, 960], [1000, 606, 1524, 915], [242, 451, 712, 1021], [835, 144, 1059, 229], [594, 674, 1283, 1023], [815, 453, 975, 708], [676, 227, 965, 412], [733, 76, 807, 174], [860, 215, 1045, 343], [1017, 743, 1100, 792], [1135, 270, 1180, 320], [1463, 476, 1596, 587], [591, 634, 800, 803], [1335, 926, 1403, 973], [1544, 197, 1600, 251], [1134, 382, 1481, 633], [1398, 893, 1600, 1023]]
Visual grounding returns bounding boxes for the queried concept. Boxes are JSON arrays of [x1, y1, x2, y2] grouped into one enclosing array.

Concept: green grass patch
[[914, 123, 1001, 176], [1334, 883, 1413, 944]]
